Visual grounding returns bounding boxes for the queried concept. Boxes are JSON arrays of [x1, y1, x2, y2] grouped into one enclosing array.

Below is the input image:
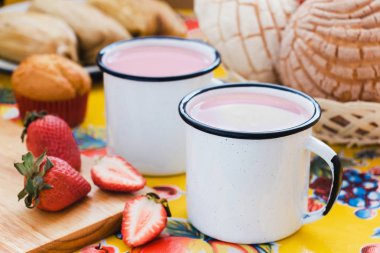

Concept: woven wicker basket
[[313, 99, 380, 146], [226, 70, 380, 146]]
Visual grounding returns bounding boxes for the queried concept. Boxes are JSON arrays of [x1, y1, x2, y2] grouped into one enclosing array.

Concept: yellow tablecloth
[[1, 71, 380, 252], [81, 83, 380, 253]]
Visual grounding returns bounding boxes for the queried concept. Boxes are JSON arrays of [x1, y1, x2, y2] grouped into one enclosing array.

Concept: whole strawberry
[[21, 111, 81, 170], [15, 152, 91, 211]]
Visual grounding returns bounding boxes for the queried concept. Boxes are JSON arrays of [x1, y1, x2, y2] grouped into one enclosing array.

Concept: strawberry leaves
[[14, 163, 27, 177], [14, 152, 34, 176], [14, 152, 54, 208], [17, 189, 28, 202], [25, 177, 37, 208], [22, 152, 34, 169]]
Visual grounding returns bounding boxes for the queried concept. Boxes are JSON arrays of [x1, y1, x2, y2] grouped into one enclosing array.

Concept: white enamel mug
[[179, 83, 342, 244], [97, 37, 221, 176]]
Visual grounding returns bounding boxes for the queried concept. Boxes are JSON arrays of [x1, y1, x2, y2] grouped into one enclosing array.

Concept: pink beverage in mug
[[189, 92, 313, 132], [179, 84, 342, 244], [97, 37, 221, 176], [103, 45, 212, 76]]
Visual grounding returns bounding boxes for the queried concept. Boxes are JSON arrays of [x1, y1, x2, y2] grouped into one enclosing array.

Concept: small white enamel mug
[[179, 83, 342, 244], [97, 37, 221, 176]]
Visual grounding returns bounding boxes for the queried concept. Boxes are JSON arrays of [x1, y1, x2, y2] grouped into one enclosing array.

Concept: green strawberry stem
[[146, 192, 172, 217], [14, 152, 53, 208], [21, 111, 47, 142]]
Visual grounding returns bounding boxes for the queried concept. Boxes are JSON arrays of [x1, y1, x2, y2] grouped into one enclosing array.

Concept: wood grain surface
[[0, 119, 147, 252]]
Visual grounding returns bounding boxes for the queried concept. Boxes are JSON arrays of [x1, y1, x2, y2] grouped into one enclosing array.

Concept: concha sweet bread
[[0, 12, 78, 63], [278, 0, 380, 102], [195, 0, 299, 83], [29, 0, 130, 64], [89, 0, 187, 37]]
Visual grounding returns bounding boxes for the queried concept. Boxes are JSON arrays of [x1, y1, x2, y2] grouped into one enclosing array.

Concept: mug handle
[[303, 136, 343, 224]]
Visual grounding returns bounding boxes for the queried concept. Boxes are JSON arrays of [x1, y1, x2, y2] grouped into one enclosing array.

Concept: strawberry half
[[122, 193, 171, 247], [91, 155, 146, 192]]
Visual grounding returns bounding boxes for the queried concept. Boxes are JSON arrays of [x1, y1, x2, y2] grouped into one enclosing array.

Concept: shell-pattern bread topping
[[278, 0, 380, 102], [12, 54, 91, 101], [0, 12, 78, 63], [195, 0, 299, 82]]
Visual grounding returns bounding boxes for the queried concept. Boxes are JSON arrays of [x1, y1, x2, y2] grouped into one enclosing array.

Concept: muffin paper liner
[[15, 93, 88, 128]]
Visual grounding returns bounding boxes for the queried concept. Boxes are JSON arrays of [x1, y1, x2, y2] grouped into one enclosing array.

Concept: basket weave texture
[[226, 70, 380, 146], [314, 99, 380, 146]]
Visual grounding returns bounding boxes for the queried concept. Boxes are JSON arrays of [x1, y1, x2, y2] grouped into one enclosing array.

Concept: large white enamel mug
[[179, 83, 342, 244], [97, 37, 221, 176]]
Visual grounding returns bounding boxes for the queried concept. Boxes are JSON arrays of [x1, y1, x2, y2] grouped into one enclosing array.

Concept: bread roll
[[29, 0, 130, 64], [278, 0, 380, 102], [0, 12, 77, 63], [195, 0, 299, 82], [89, 0, 187, 37]]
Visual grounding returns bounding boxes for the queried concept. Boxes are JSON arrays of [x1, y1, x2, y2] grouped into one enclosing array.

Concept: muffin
[[12, 54, 91, 127]]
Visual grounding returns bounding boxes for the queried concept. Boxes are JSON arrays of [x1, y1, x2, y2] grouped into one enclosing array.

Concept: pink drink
[[189, 92, 312, 132], [103, 45, 212, 77]]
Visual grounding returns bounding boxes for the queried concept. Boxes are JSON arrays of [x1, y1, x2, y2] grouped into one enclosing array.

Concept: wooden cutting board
[[0, 119, 148, 253]]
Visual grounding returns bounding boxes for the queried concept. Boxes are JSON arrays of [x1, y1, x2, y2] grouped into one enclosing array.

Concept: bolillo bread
[[0, 12, 78, 63], [89, 0, 187, 37], [29, 0, 131, 64]]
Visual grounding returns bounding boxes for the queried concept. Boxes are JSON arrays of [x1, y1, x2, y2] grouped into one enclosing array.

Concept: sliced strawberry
[[122, 193, 171, 247], [91, 155, 146, 192]]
